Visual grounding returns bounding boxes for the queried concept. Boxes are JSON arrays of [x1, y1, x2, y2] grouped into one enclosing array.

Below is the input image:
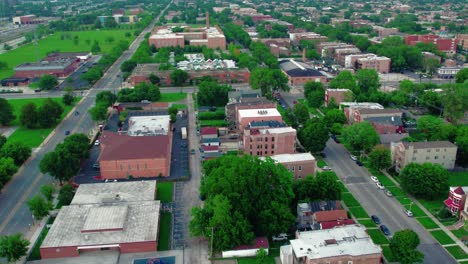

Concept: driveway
[[324, 139, 457, 264]]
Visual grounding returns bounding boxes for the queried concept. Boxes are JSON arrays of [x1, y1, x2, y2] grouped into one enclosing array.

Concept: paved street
[[324, 139, 457, 264], [0, 0, 172, 240]]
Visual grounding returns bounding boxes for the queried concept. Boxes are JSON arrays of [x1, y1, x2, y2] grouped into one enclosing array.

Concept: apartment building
[[243, 127, 296, 157], [261, 153, 316, 179], [390, 141, 458, 172], [325, 89, 352, 107]]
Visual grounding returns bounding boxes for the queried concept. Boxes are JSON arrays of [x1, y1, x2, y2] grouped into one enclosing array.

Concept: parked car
[[380, 225, 391, 236], [322, 166, 332, 171], [92, 163, 100, 169], [272, 233, 288, 241], [385, 190, 393, 197], [190, 149, 195, 155], [376, 182, 385, 190], [403, 208, 413, 217], [65, 130, 70, 136], [350, 155, 357, 161], [371, 215, 381, 225], [370, 176, 379, 183], [94, 140, 100, 146], [356, 160, 364, 166]]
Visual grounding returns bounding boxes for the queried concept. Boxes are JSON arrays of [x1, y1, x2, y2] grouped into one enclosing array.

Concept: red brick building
[[237, 108, 283, 131], [279, 59, 327, 85], [405, 34, 459, 54], [243, 126, 296, 157], [444, 187, 468, 216], [325, 89, 351, 107], [348, 108, 404, 134], [13, 52, 87, 78], [261, 153, 316, 179]]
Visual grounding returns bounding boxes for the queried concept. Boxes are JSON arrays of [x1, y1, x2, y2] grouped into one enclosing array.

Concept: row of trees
[[117, 82, 161, 102], [88, 91, 116, 122], [20, 99, 63, 129], [197, 80, 231, 107], [0, 139, 31, 190]]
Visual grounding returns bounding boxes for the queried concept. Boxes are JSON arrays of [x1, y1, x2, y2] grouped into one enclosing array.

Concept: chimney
[[206, 11, 210, 29], [302, 48, 307, 62]]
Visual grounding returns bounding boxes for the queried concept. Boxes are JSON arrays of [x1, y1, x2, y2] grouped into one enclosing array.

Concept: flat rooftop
[[128, 115, 170, 136], [15, 59, 73, 71], [238, 108, 281, 119], [290, 224, 381, 259], [262, 153, 315, 163], [259, 127, 296, 134], [340, 102, 384, 109], [71, 181, 156, 205]]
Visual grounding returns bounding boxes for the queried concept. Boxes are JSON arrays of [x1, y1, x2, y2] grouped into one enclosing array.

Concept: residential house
[[444, 187, 468, 217], [314, 210, 355, 229], [390, 141, 458, 173]]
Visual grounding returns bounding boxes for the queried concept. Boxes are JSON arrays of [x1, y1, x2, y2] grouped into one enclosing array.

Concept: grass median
[[430, 230, 455, 245], [348, 206, 370, 219], [417, 217, 439, 229], [367, 229, 389, 245], [445, 245, 468, 260]]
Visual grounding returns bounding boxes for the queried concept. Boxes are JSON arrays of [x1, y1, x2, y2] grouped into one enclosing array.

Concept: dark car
[[356, 160, 364, 166], [371, 215, 381, 225], [65, 130, 70, 136], [380, 225, 391, 236]]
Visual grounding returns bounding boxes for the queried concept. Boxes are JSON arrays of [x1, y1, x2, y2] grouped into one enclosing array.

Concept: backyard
[[0, 30, 136, 79], [159, 92, 187, 102], [7, 97, 80, 147], [156, 182, 173, 203]]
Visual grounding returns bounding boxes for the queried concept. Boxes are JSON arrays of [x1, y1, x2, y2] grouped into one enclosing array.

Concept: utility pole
[[210, 226, 214, 258]]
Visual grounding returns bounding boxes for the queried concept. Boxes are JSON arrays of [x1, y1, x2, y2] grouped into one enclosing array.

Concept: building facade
[[261, 153, 316, 179], [390, 141, 458, 172], [237, 108, 283, 131], [444, 186, 468, 217], [243, 127, 296, 157], [279, 59, 327, 85], [405, 34, 459, 54], [325, 89, 351, 107]]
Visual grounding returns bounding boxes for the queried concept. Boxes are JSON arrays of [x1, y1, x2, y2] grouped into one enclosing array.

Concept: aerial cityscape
[[0, 0, 467, 263]]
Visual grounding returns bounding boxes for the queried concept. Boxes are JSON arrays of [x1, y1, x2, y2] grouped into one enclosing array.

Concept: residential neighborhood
[[0, 0, 467, 264]]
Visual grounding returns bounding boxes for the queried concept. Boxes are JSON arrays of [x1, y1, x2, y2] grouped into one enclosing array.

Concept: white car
[[94, 139, 100, 146], [385, 190, 393, 197], [376, 182, 385, 190], [350, 155, 358, 161], [322, 166, 332, 171], [403, 209, 413, 217], [272, 233, 288, 241], [370, 176, 379, 183]]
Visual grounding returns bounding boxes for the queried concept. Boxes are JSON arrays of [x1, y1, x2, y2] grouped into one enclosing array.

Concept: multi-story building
[[316, 42, 356, 57], [372, 26, 398, 37], [12, 14, 46, 25], [355, 56, 391, 73], [325, 89, 352, 107], [444, 186, 468, 217], [280, 225, 382, 264], [289, 32, 327, 45], [279, 59, 327, 85], [437, 67, 465, 79], [261, 153, 316, 179], [390, 141, 458, 172], [348, 108, 404, 134], [243, 127, 296, 157], [335, 48, 361, 66], [226, 93, 276, 130], [237, 108, 283, 131], [405, 34, 459, 54], [340, 102, 384, 121]]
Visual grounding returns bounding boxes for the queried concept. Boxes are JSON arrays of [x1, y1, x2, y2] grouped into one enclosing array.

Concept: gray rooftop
[[403, 141, 457, 149], [15, 59, 73, 71], [71, 181, 156, 205]]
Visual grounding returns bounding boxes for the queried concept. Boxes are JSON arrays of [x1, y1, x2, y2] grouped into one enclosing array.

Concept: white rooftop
[[128, 115, 170, 136], [238, 108, 281, 119], [290, 225, 382, 259], [259, 127, 296, 134], [261, 153, 315, 163], [82, 205, 128, 232], [71, 181, 156, 205], [340, 102, 384, 110], [327, 88, 350, 92]]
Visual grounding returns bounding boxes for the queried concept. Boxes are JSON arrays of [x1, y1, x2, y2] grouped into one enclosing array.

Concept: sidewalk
[[381, 170, 468, 254], [15, 216, 49, 264]]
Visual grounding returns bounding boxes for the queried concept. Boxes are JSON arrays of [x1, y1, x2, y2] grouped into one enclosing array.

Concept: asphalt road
[[323, 139, 457, 264], [0, 1, 173, 239]]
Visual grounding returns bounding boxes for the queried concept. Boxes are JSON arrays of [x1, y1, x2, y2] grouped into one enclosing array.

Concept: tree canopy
[[368, 145, 391, 170], [190, 155, 295, 251], [293, 172, 342, 206], [390, 229, 424, 264], [0, 141, 31, 166], [117, 82, 161, 102], [38, 74, 58, 90], [342, 121, 380, 153], [0, 98, 15, 126], [170, 69, 189, 86], [249, 68, 289, 98], [298, 118, 329, 153], [197, 80, 231, 107], [400, 163, 448, 200], [0, 233, 30, 262]]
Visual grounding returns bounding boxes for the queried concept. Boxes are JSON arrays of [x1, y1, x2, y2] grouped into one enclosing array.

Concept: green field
[[200, 120, 228, 127], [159, 92, 187, 102], [0, 30, 136, 79], [171, 103, 187, 109], [381, 245, 397, 262], [7, 98, 79, 147], [430, 230, 455, 245], [158, 212, 171, 251], [449, 172, 468, 186], [156, 182, 173, 203]]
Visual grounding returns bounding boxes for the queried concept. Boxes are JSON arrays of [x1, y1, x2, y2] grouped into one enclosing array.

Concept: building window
[[453, 207, 459, 213], [272, 137, 275, 142], [412, 157, 416, 161], [264, 151, 267, 154], [298, 175, 302, 179], [292, 166, 295, 171], [435, 156, 438, 159], [265, 137, 268, 142], [436, 149, 440, 152], [250, 151, 252, 155], [299, 165, 302, 171], [271, 151, 274, 154], [265, 145, 268, 149], [454, 199, 459, 205]]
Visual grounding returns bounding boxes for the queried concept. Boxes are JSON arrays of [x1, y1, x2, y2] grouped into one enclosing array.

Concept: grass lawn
[[342, 193, 361, 207], [0, 30, 136, 79], [171, 103, 187, 109], [321, 171, 339, 181], [404, 204, 426, 217], [159, 92, 187, 102], [430, 230, 455, 245], [158, 212, 171, 251], [200, 120, 228, 127], [27, 226, 49, 260], [358, 219, 377, 228], [7, 97, 80, 148], [317, 159, 327, 168], [386, 186, 406, 197], [237, 256, 275, 264], [417, 217, 439, 229], [396, 196, 412, 206], [445, 245, 468, 260], [367, 229, 389, 245], [419, 198, 445, 216], [156, 182, 173, 203], [337, 181, 348, 193], [449, 172, 468, 186], [451, 227, 468, 239], [348, 206, 370, 219], [381, 245, 397, 262]]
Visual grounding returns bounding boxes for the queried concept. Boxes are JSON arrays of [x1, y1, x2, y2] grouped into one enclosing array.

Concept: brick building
[[279, 59, 327, 85], [280, 225, 382, 264], [149, 24, 226, 50], [325, 89, 351, 107], [405, 34, 459, 54], [390, 141, 458, 173], [261, 153, 316, 179], [40, 181, 160, 259], [335, 48, 361, 66], [237, 108, 283, 131], [289, 32, 328, 44], [226, 93, 276, 130], [99, 116, 172, 179], [355, 56, 391, 73], [243, 126, 296, 157], [348, 108, 404, 134], [372, 26, 398, 37], [444, 186, 468, 217], [12, 14, 45, 25], [13, 52, 88, 78], [316, 42, 356, 57]]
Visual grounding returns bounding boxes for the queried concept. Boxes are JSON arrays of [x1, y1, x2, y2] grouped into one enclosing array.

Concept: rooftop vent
[[114, 194, 121, 201], [257, 110, 268, 115], [325, 239, 337, 245]]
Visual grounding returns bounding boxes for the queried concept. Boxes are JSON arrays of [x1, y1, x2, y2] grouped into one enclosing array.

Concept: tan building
[[261, 153, 316, 179], [148, 25, 226, 50], [279, 60, 327, 85], [335, 48, 361, 66], [243, 127, 296, 157], [280, 224, 382, 264], [356, 56, 391, 73], [372, 26, 398, 37], [391, 141, 458, 173]]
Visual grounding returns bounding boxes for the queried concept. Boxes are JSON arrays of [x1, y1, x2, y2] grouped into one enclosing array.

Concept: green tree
[[303, 81, 323, 98], [39, 144, 80, 184], [400, 163, 448, 200], [0, 61, 7, 70], [423, 58, 440, 76], [0, 157, 18, 186], [91, 40, 101, 53], [104, 17, 118, 28], [0, 233, 30, 263], [0, 135, 6, 149], [149, 73, 160, 84], [368, 145, 391, 169], [94, 18, 102, 29], [256, 248, 268, 264], [293, 102, 309, 125], [89, 103, 108, 122], [441, 86, 468, 124], [62, 89, 75, 106], [58, 184, 75, 206], [0, 98, 15, 126], [121, 60, 137, 72], [95, 91, 117, 107], [197, 80, 231, 106], [306, 89, 325, 108], [0, 141, 31, 166], [63, 133, 90, 160], [456, 126, 468, 166], [329, 71, 356, 91], [27, 195, 52, 220], [81, 67, 102, 83], [323, 109, 346, 128], [390, 229, 424, 264], [355, 69, 379, 96], [250, 68, 289, 98], [455, 68, 468, 83], [299, 118, 329, 153], [170, 69, 189, 86], [417, 115, 449, 141], [293, 173, 342, 205], [342, 121, 380, 153], [40, 184, 55, 201], [38, 74, 58, 90], [37, 98, 63, 128]]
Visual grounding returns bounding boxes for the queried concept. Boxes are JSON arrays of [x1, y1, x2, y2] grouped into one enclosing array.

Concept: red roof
[[444, 198, 454, 207], [453, 187, 466, 195], [314, 210, 348, 222], [202, 145, 219, 152], [100, 131, 170, 161], [232, 237, 269, 250], [201, 127, 217, 135], [321, 219, 355, 229]]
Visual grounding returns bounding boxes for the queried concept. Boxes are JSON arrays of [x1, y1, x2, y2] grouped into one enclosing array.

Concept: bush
[[438, 207, 453, 219], [198, 111, 226, 120]]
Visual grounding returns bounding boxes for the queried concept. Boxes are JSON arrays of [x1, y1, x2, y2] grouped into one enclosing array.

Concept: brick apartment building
[[355, 55, 391, 73], [372, 26, 398, 37], [390, 141, 458, 173], [226, 93, 276, 130], [261, 153, 316, 179], [237, 108, 283, 131], [280, 225, 382, 264], [279, 59, 327, 85], [316, 42, 356, 57], [99, 116, 172, 179], [40, 181, 160, 259], [325, 89, 352, 107], [405, 34, 459, 54], [289, 32, 328, 44], [348, 108, 404, 134], [243, 126, 296, 157], [335, 48, 361, 66], [269, 44, 290, 57]]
